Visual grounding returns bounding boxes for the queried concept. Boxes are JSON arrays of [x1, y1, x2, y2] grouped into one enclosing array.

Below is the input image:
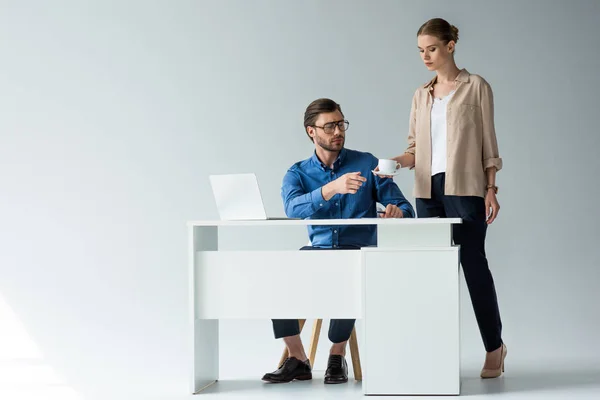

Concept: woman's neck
[[436, 63, 461, 84]]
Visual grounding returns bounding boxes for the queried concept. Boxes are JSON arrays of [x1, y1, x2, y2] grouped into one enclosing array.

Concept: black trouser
[[417, 173, 503, 352], [271, 245, 358, 344]]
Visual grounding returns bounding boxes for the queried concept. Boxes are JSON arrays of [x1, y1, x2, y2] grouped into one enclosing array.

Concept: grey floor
[[2, 364, 600, 400], [194, 368, 600, 400]]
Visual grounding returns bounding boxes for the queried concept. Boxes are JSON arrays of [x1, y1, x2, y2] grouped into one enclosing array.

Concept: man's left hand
[[381, 204, 404, 218]]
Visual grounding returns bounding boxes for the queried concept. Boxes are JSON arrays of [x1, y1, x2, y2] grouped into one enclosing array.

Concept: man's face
[[307, 110, 345, 152]]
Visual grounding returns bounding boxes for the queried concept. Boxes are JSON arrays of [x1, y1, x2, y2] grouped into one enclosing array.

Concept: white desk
[[188, 218, 462, 396]]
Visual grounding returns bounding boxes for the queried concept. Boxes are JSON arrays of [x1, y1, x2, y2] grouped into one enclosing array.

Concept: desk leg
[[363, 248, 460, 395], [190, 226, 219, 394], [192, 319, 219, 394]]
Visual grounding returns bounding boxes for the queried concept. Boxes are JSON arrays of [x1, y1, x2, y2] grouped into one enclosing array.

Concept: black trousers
[[417, 173, 503, 352], [271, 245, 358, 344]]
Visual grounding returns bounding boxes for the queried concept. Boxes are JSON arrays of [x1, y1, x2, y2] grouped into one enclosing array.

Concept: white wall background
[[1, 0, 599, 398]]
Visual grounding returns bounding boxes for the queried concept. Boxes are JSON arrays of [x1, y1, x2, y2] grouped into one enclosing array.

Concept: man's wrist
[[322, 181, 337, 201]]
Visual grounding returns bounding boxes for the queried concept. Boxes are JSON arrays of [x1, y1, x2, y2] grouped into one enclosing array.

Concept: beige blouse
[[405, 69, 502, 199]]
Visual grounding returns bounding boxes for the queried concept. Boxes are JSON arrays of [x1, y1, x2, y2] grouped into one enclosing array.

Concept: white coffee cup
[[377, 159, 399, 175]]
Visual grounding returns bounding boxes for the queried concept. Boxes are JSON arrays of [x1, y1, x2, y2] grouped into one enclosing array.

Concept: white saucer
[[372, 169, 400, 177]]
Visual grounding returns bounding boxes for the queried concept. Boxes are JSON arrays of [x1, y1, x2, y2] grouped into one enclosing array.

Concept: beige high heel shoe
[[480, 343, 507, 379]]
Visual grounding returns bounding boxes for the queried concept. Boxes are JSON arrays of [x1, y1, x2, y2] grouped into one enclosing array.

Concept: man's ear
[[306, 126, 316, 140]]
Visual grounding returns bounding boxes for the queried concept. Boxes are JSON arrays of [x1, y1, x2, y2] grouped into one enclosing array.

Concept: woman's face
[[417, 34, 453, 71]]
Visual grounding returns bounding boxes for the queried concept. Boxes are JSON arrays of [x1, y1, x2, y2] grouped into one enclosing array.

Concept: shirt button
[[334, 230, 337, 233], [333, 244, 337, 248], [335, 202, 338, 206], [320, 203, 323, 207], [331, 171, 334, 175]]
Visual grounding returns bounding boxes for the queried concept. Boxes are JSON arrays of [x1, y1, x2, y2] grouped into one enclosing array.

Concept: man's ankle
[[287, 353, 308, 363], [330, 344, 346, 356]]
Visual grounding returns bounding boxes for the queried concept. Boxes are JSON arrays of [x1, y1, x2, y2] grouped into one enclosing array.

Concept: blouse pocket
[[457, 103, 481, 129]]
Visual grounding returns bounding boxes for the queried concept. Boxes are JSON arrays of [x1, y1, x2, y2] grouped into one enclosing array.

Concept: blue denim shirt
[[281, 148, 415, 248]]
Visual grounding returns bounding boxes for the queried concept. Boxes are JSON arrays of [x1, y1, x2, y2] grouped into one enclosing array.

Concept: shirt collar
[[423, 68, 470, 91], [311, 148, 347, 170]]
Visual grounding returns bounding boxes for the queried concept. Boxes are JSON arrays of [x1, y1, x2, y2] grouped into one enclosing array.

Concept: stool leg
[[307, 319, 323, 368], [278, 319, 306, 368], [349, 327, 362, 381]]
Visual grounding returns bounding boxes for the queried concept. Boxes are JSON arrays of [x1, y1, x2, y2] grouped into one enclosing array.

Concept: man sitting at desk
[[262, 98, 415, 385]]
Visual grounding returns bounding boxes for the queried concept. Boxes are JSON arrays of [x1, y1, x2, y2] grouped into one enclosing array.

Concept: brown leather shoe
[[262, 357, 312, 383], [324, 355, 348, 384]]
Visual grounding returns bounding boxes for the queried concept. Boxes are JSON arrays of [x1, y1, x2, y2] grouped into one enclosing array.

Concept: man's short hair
[[303, 98, 344, 142]]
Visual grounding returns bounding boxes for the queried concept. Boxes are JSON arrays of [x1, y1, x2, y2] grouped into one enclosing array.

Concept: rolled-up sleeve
[[480, 81, 503, 171], [281, 169, 330, 219]]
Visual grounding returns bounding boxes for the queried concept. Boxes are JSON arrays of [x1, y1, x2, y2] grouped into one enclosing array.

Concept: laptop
[[209, 173, 298, 221]]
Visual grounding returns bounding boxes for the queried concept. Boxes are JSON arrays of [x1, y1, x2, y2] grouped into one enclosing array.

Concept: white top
[[430, 90, 455, 175], [188, 218, 461, 227]]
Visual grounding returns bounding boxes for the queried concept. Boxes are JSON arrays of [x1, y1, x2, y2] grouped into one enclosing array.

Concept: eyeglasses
[[312, 120, 349, 134]]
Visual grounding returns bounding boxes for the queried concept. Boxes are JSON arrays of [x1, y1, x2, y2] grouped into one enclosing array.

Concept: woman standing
[[389, 18, 507, 378]]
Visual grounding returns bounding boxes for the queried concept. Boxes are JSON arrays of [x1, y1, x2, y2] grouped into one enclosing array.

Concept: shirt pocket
[[457, 103, 481, 130]]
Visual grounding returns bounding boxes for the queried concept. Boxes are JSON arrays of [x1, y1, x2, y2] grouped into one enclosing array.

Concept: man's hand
[[322, 172, 366, 200], [335, 172, 366, 194], [380, 204, 404, 218]]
